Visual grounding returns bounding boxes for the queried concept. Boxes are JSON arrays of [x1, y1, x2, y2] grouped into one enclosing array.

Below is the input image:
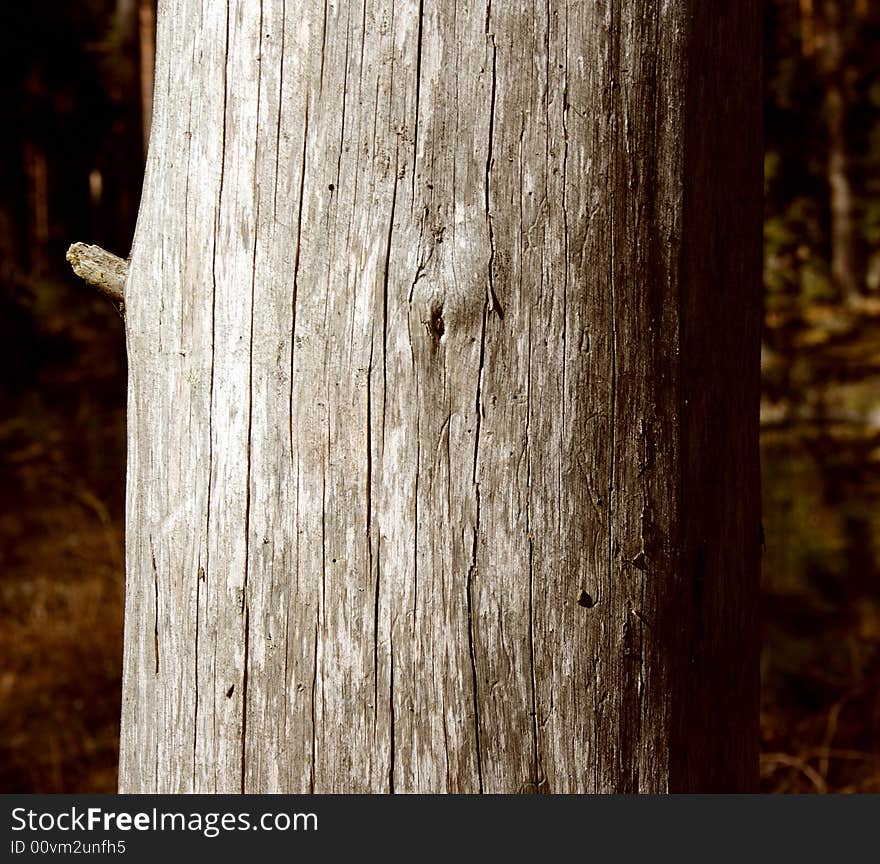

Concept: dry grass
[[0, 461, 124, 792], [760, 686, 880, 793], [0, 282, 126, 793]]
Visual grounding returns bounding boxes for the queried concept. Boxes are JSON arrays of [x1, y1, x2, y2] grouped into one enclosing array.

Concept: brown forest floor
[[0, 276, 126, 792], [1, 280, 879, 792], [760, 295, 880, 792]]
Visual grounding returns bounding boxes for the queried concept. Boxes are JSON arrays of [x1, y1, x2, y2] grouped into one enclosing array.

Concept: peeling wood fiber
[[120, 0, 762, 793]]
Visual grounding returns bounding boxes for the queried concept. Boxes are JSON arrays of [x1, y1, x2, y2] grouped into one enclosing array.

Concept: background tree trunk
[[818, 0, 858, 303], [120, 0, 762, 793], [138, 0, 156, 156]]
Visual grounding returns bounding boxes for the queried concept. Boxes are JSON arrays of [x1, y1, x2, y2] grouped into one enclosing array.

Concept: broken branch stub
[[66, 242, 128, 305]]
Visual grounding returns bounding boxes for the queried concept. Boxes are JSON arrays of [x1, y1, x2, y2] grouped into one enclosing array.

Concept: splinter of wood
[[66, 242, 128, 305]]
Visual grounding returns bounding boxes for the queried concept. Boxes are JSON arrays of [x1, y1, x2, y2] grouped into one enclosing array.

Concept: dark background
[[1, 0, 879, 793]]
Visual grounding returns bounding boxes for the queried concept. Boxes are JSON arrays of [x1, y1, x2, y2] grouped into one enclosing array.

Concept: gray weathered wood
[[66, 242, 128, 304], [119, 0, 762, 793]]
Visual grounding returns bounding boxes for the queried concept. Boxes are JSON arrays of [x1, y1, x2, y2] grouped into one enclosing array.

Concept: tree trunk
[[119, 0, 762, 793], [23, 134, 49, 277], [819, 0, 858, 303]]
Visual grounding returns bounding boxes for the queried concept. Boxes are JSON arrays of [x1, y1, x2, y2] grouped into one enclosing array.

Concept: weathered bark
[[66, 243, 128, 305], [119, 0, 762, 793]]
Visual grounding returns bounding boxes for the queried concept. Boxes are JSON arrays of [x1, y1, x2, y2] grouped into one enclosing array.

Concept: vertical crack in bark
[[411, 0, 425, 208], [289, 102, 309, 455], [239, 272, 255, 788], [525, 313, 539, 791], [366, 335, 379, 737], [211, 648, 218, 791], [484, 28, 501, 316], [281, 575, 291, 787], [198, 0, 231, 793], [466, 516, 484, 793], [238, 0, 265, 793], [389, 633, 395, 793], [272, 0, 287, 219], [319, 0, 328, 94], [407, 213, 433, 303], [187, 67, 198, 781], [382, 151, 398, 413], [150, 534, 159, 676], [528, 536, 539, 789], [607, 2, 618, 607], [374, 163, 397, 730], [309, 617, 319, 792], [413, 432, 420, 627], [606, 0, 634, 792], [560, 12, 570, 443], [336, 7, 351, 189], [636, 0, 663, 789], [240, 603, 251, 792], [462, 14, 501, 786], [359, 0, 368, 73], [372, 546, 381, 731], [312, 378, 330, 791], [183, 86, 193, 279], [287, 454, 302, 792], [322, 398, 329, 628], [468, 303, 489, 793], [192, 560, 201, 785], [442, 708, 451, 790], [285, 92, 306, 783]]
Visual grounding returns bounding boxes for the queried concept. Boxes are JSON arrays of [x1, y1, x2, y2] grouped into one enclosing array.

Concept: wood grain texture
[[66, 243, 128, 304], [119, 0, 762, 793]]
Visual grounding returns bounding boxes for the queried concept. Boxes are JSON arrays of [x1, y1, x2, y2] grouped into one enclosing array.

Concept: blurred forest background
[[1, 0, 879, 793]]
